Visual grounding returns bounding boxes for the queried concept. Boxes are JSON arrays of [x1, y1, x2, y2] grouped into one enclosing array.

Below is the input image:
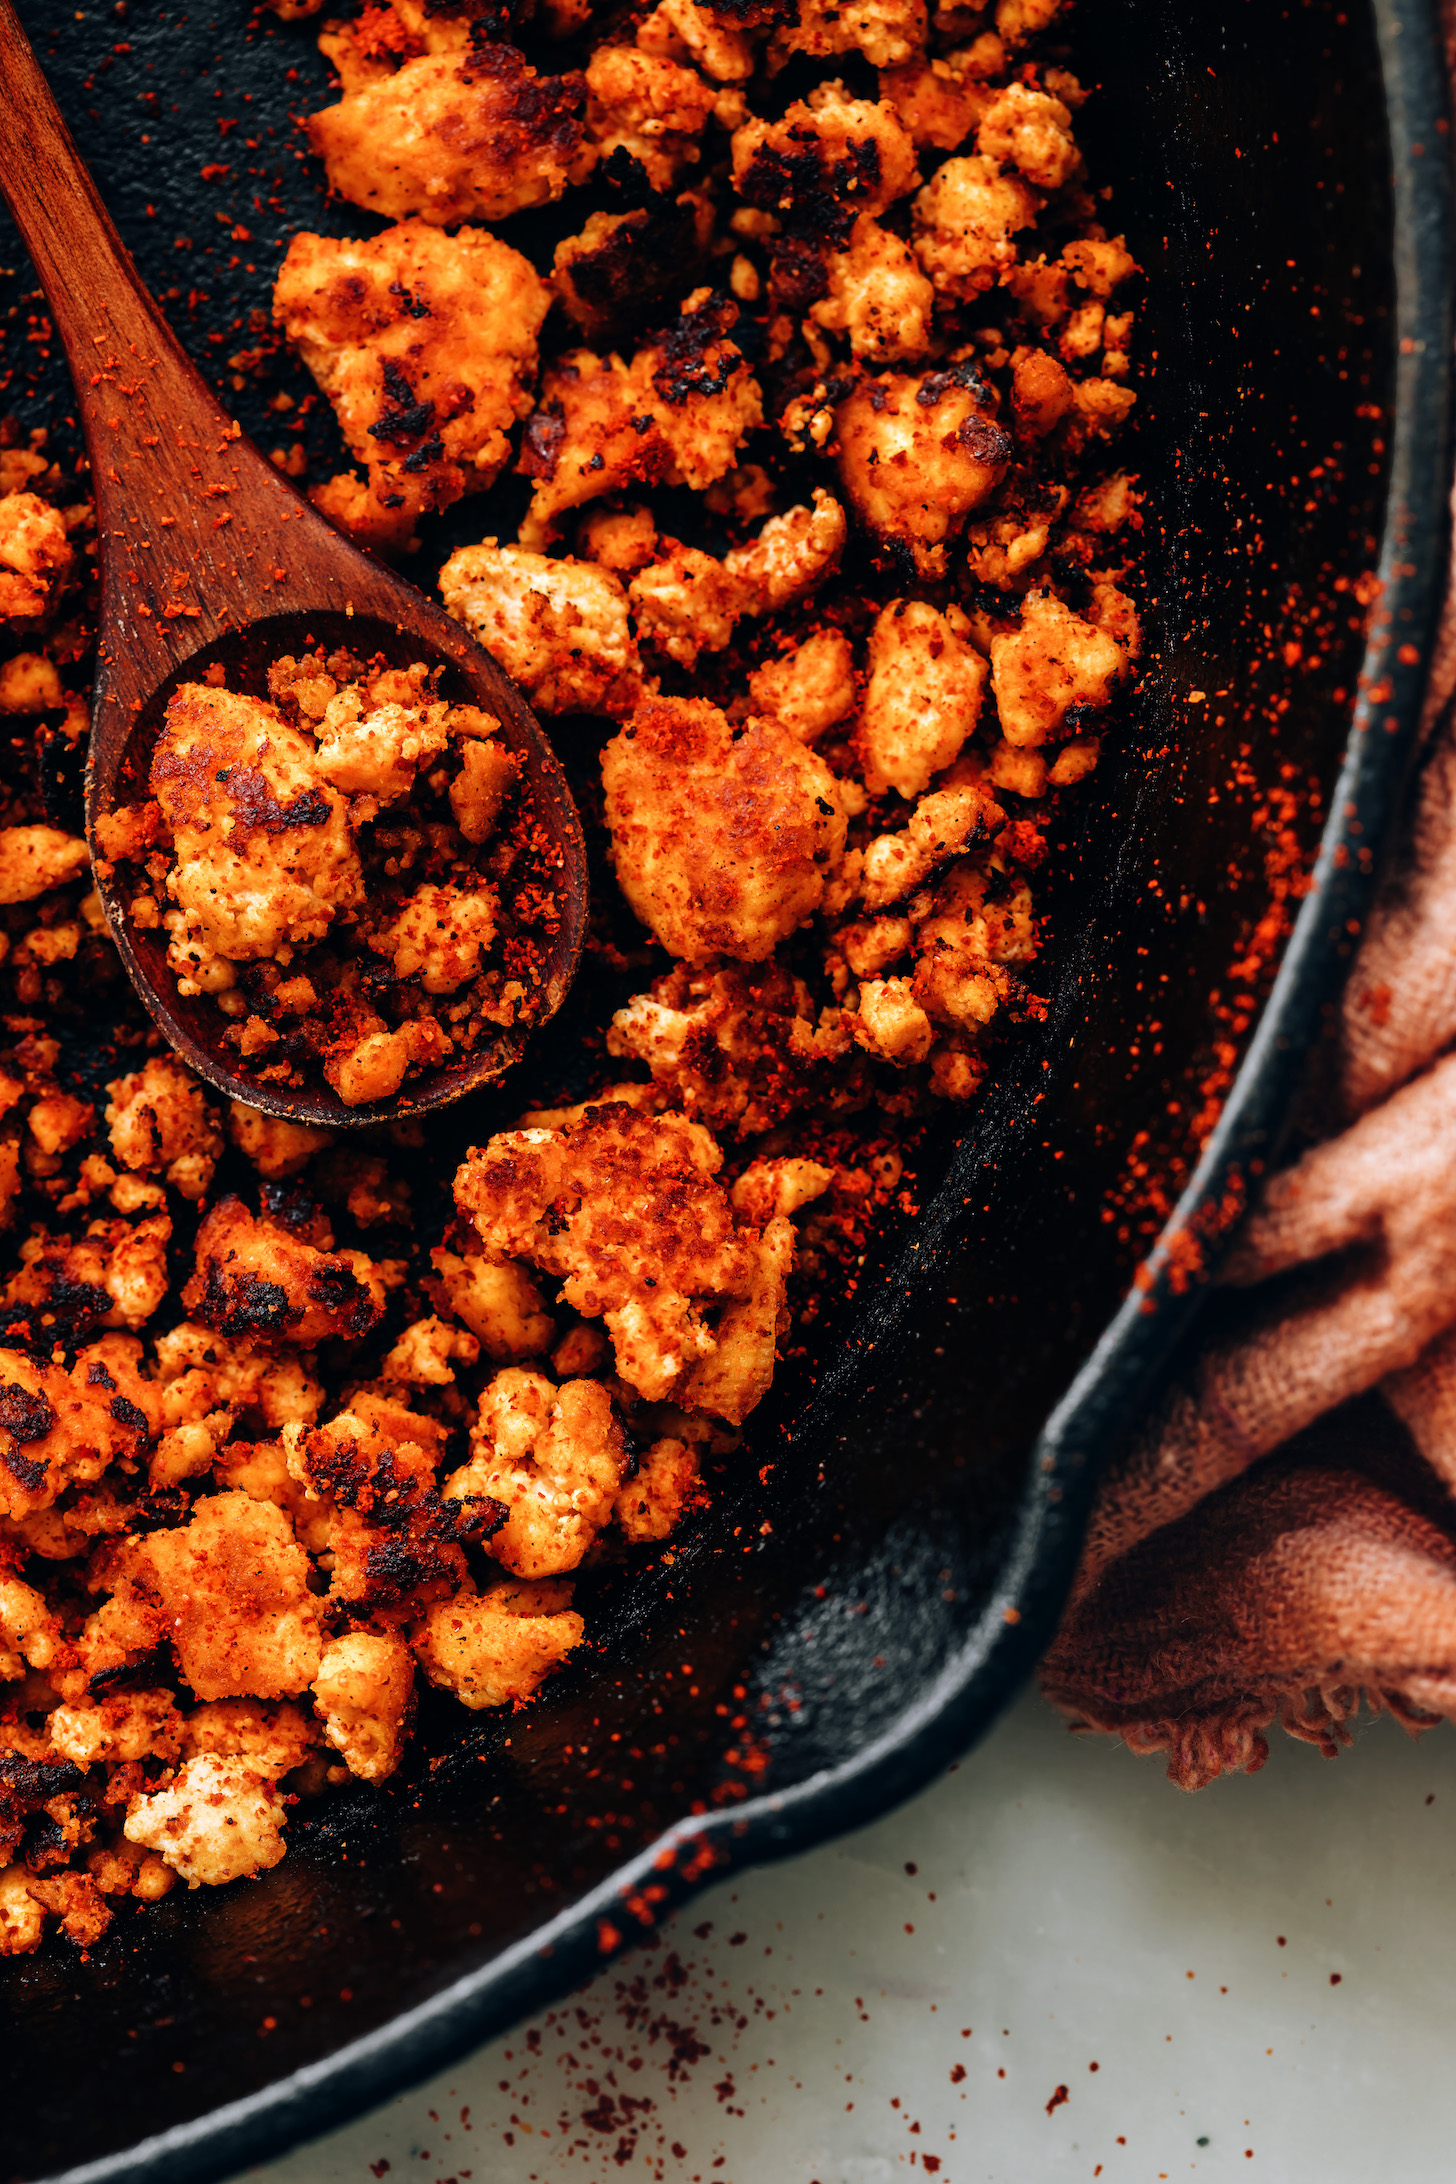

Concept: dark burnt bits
[[191, 1260, 295, 1339], [304, 1261, 384, 1340], [698, 0, 796, 28], [291, 1416, 506, 1614], [205, 769, 334, 838], [366, 358, 438, 451], [453, 40, 586, 167], [554, 193, 713, 347], [768, 238, 833, 319], [0, 1259, 113, 1354], [0, 1381, 56, 1445], [0, 1754, 85, 1866], [183, 1195, 388, 1344], [735, 127, 883, 249], [650, 292, 757, 408]]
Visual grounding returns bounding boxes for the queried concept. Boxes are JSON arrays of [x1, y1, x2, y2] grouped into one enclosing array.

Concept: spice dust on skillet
[[0, 0, 1450, 2180]]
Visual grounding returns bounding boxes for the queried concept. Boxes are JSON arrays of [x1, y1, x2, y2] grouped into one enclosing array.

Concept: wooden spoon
[[0, 0, 588, 1127]]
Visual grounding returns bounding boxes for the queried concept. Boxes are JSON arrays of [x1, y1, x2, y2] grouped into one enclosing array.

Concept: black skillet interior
[[1, 1, 1450, 2179]]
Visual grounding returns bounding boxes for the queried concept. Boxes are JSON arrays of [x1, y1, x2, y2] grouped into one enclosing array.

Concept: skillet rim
[[28, 0, 1455, 2176]]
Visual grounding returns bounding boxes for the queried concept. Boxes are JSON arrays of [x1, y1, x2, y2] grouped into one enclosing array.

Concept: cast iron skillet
[[1, 1, 1450, 2178]]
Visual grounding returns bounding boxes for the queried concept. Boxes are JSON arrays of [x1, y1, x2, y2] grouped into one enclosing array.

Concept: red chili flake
[[1046, 2085, 1069, 2115]]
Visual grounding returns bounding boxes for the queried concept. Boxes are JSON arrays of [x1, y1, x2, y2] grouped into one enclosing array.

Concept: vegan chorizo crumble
[[0, 0, 1142, 1950]]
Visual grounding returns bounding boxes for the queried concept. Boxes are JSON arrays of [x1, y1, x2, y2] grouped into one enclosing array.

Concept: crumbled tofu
[[997, 0, 1062, 40], [602, 696, 847, 962], [153, 1317, 324, 1436], [0, 1572, 61, 1678], [810, 215, 935, 361], [637, 0, 755, 80], [306, 46, 583, 226], [748, 629, 857, 743], [681, 1213, 793, 1424], [877, 52, 995, 151], [49, 1690, 182, 1767], [730, 1157, 835, 1226], [327, 1019, 452, 1108], [228, 1102, 333, 1181], [518, 292, 762, 546], [836, 912, 914, 976], [0, 826, 89, 906], [213, 1437, 333, 1555], [119, 1491, 321, 1700], [185, 1197, 385, 1344], [0, 492, 73, 622], [851, 975, 935, 1064], [311, 693, 451, 802], [836, 366, 1011, 576], [439, 542, 643, 714], [584, 46, 716, 189], [6, 1216, 172, 1334], [275, 222, 550, 541], [312, 1630, 414, 1782], [429, 1247, 556, 1362], [371, 880, 498, 994], [413, 1580, 585, 1710], [1011, 346, 1075, 439], [989, 588, 1126, 746], [1062, 233, 1140, 298], [284, 1390, 481, 1615], [731, 85, 919, 240], [105, 1057, 222, 1202], [0, 1339, 158, 1522], [552, 194, 715, 345], [0, 1866, 45, 1954], [912, 153, 1040, 300], [771, 0, 928, 70], [382, 1312, 480, 1386], [578, 502, 659, 574], [181, 1697, 319, 1776], [0, 651, 63, 713], [860, 780, 1006, 911], [859, 600, 988, 799], [0, 0, 1152, 1937], [150, 683, 361, 993], [444, 1366, 624, 1577], [614, 1435, 706, 1542], [976, 82, 1078, 191], [448, 737, 519, 846], [607, 960, 853, 1134], [123, 1754, 289, 1888], [720, 489, 847, 610], [455, 1104, 766, 1407], [628, 542, 745, 668]]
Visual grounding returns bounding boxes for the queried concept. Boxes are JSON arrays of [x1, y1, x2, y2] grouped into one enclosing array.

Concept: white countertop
[[249, 1684, 1456, 2182]]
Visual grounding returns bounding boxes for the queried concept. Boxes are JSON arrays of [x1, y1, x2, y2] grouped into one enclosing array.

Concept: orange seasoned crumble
[[0, 0, 1149, 1946]]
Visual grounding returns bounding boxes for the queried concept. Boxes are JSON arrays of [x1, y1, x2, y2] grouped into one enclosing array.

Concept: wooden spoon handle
[[0, 0, 307, 655]]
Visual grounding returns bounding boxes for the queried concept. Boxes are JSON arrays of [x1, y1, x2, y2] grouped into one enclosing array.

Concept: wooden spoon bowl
[[0, 0, 587, 1127]]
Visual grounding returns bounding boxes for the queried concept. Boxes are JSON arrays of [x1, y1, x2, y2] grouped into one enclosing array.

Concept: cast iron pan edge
[[33, 1, 1454, 2178]]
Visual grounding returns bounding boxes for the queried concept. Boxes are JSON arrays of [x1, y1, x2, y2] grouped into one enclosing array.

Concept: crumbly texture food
[[95, 650, 560, 1108], [273, 221, 551, 551], [0, 0, 1145, 1950]]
